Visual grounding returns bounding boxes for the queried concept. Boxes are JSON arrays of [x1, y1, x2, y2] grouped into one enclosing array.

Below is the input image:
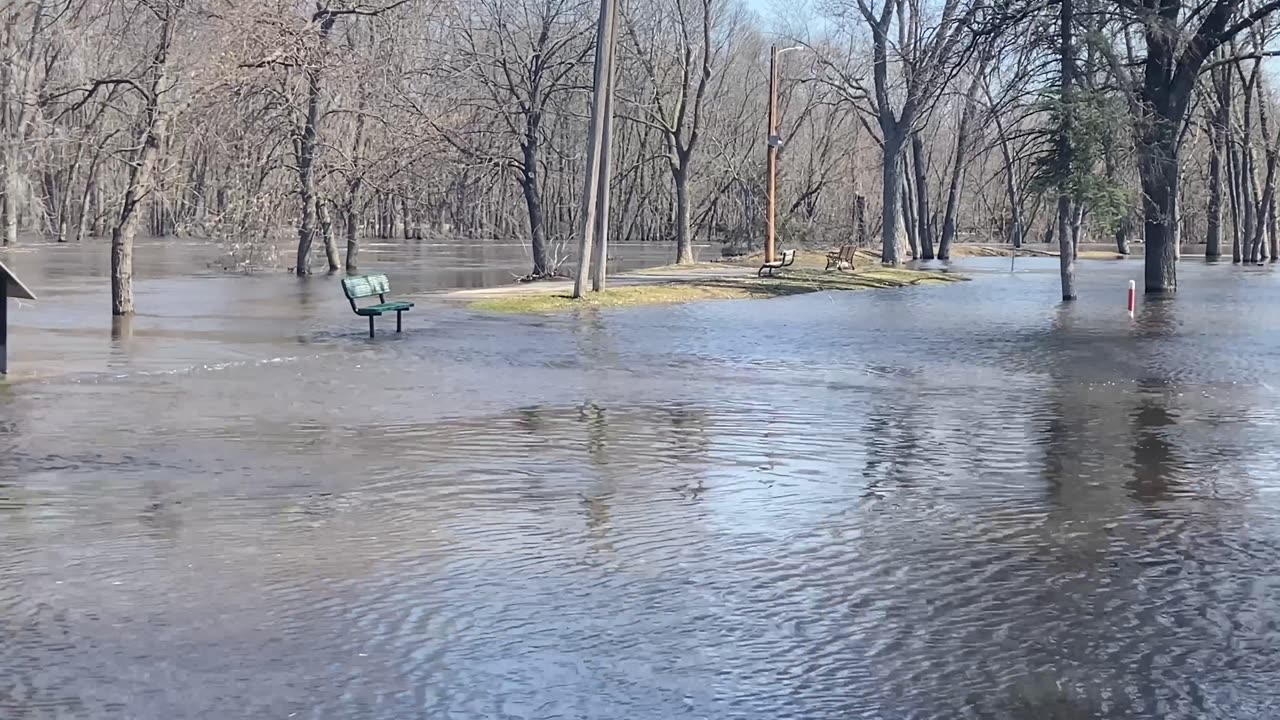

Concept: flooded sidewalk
[[2, 240, 1280, 719]]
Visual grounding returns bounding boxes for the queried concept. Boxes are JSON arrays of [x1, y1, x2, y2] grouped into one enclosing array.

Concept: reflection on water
[[2, 243, 1280, 719]]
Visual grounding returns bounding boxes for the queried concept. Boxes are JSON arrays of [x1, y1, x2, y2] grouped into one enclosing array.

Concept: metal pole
[[1, 280, 7, 376], [592, 0, 619, 292], [573, 0, 617, 298], [765, 44, 779, 264]]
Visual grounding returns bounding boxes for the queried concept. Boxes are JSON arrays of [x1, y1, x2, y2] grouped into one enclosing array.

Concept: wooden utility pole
[[765, 44, 780, 264], [592, 1, 619, 292], [573, 0, 618, 298]]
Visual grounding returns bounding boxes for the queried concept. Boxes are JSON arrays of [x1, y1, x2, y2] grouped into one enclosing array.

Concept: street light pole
[[765, 44, 780, 264]]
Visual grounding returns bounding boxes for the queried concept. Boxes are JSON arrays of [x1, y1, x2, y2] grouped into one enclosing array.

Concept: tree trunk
[[1, 45, 18, 246], [112, 130, 164, 315], [1206, 69, 1230, 259], [854, 193, 868, 246], [295, 65, 323, 275], [993, 111, 1022, 248], [76, 163, 97, 243], [521, 163, 548, 276], [344, 101, 367, 274], [112, 12, 173, 316], [345, 209, 359, 273], [674, 164, 694, 264], [901, 182, 918, 258], [1229, 138, 1244, 262], [911, 134, 934, 259], [295, 15, 337, 276], [939, 71, 983, 259], [1057, 0, 1076, 300], [1, 154, 15, 246], [1139, 145, 1180, 292], [1071, 202, 1085, 258], [319, 198, 339, 272], [880, 128, 906, 264], [1271, 190, 1279, 262], [1115, 222, 1130, 255]]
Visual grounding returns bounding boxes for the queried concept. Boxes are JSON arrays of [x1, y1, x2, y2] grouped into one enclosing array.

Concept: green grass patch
[[470, 266, 964, 314]]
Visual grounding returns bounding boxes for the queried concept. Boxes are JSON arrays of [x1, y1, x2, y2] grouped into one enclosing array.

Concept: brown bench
[[826, 244, 856, 270], [758, 249, 796, 277]]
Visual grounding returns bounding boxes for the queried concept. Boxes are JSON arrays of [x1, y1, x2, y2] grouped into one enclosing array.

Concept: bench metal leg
[[368, 315, 375, 338], [396, 310, 402, 332]]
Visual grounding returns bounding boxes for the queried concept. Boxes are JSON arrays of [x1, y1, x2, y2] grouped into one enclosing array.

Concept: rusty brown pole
[[765, 44, 780, 264]]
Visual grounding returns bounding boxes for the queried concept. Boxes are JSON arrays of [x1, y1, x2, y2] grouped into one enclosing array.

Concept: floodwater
[[2, 238, 1280, 719]]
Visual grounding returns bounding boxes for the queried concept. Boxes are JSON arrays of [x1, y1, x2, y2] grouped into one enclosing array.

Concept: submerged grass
[[471, 266, 963, 314]]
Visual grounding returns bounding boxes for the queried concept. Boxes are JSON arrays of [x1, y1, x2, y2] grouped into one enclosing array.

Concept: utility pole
[[592, 1, 619, 292], [573, 0, 618, 298], [765, 44, 780, 264]]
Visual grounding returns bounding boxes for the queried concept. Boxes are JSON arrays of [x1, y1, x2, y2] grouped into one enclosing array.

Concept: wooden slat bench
[[758, 249, 796, 277], [826, 244, 857, 270], [341, 273, 414, 338]]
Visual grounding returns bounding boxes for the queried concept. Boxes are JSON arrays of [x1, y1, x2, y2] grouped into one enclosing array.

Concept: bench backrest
[[343, 274, 390, 301], [840, 245, 856, 262], [782, 249, 796, 263]]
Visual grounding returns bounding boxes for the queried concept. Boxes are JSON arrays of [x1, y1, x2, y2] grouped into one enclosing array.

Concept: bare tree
[[842, 0, 990, 264], [623, 0, 734, 264], [436, 0, 591, 278]]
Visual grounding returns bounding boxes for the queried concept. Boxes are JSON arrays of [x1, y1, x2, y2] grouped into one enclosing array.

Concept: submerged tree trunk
[[992, 107, 1023, 248], [295, 65, 323, 275], [345, 211, 359, 273], [901, 181, 918, 259], [112, 11, 175, 316], [939, 69, 983, 260], [1139, 143, 1180, 291], [911, 134, 934, 259], [319, 198, 340, 272], [294, 12, 339, 276], [1229, 136, 1244, 262], [880, 129, 906, 264], [344, 100, 367, 274], [1057, 0, 1075, 300], [1206, 69, 1230, 259]]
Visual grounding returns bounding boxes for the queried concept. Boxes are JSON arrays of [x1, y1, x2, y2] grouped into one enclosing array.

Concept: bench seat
[[758, 249, 797, 277], [355, 301, 414, 316]]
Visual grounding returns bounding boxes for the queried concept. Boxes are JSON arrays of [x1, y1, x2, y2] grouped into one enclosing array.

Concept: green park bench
[[341, 273, 414, 338]]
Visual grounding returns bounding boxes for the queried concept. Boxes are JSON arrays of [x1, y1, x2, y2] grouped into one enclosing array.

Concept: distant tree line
[[3, 0, 1280, 313]]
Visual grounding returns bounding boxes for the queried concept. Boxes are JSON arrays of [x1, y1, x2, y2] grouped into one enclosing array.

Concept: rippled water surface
[[3, 240, 1280, 719]]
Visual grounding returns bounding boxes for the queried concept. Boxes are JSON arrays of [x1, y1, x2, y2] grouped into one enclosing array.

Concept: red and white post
[[1127, 280, 1136, 317]]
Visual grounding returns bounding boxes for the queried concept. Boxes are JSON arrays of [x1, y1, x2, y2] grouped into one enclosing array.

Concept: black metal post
[[368, 315, 375, 338], [396, 311, 402, 332], [1, 279, 8, 375]]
